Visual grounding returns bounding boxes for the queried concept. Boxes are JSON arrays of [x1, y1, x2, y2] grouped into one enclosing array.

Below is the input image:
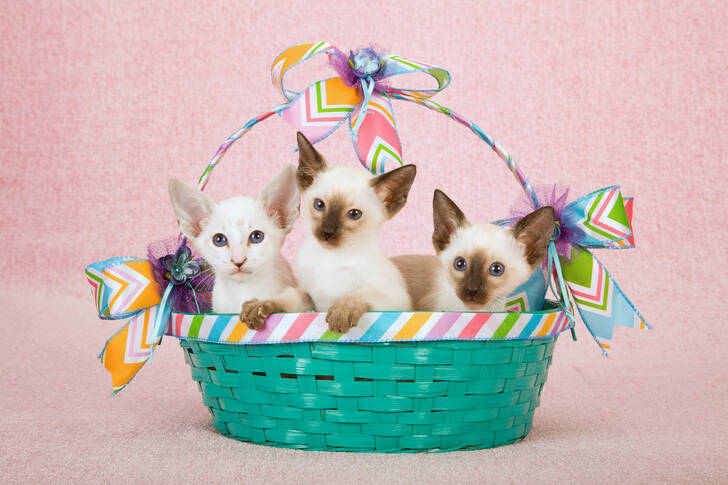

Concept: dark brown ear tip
[[390, 164, 416, 179], [296, 132, 313, 148]]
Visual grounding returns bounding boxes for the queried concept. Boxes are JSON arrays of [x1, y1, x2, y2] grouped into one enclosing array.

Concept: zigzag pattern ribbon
[[86, 258, 165, 394], [551, 186, 648, 353], [272, 41, 450, 174]]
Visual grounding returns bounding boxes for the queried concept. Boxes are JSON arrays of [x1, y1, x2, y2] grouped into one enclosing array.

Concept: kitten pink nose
[[231, 257, 247, 268]]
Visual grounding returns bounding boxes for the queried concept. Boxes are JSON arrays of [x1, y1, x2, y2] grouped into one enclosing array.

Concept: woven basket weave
[[180, 336, 557, 452]]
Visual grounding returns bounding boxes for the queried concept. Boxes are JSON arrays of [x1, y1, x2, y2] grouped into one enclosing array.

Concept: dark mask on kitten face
[[432, 189, 555, 310], [295, 132, 417, 249]]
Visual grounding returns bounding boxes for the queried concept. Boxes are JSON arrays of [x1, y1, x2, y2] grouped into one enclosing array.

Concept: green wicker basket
[[180, 336, 558, 452]]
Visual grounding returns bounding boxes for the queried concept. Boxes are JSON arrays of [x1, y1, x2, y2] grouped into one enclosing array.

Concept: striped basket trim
[[167, 304, 571, 346]]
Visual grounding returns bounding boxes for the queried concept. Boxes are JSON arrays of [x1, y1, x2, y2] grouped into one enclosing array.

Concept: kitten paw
[[241, 299, 278, 330], [326, 300, 369, 334]]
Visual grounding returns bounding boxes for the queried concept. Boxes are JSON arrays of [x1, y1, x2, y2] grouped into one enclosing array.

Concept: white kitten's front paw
[[241, 299, 278, 330], [326, 299, 369, 334]]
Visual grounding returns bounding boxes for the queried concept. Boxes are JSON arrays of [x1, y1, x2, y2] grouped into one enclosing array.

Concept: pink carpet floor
[[2, 1, 728, 483]]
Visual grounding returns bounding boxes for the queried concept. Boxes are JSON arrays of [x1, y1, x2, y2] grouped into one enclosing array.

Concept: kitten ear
[[511, 206, 555, 266], [296, 132, 327, 190], [432, 189, 469, 253], [259, 165, 300, 233], [168, 178, 217, 239], [370, 164, 417, 218]]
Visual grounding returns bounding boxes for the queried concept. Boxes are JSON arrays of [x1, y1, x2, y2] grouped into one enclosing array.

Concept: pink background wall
[[2, 1, 727, 482]]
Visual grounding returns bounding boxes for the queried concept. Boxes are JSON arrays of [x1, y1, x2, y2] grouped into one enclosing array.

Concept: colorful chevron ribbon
[[512, 186, 648, 354], [272, 41, 450, 174], [86, 257, 168, 394]]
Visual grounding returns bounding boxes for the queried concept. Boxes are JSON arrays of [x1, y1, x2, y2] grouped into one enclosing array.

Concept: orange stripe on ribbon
[[536, 312, 557, 337], [393, 313, 432, 340], [226, 321, 248, 342]]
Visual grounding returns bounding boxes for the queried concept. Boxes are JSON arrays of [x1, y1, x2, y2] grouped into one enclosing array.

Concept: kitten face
[[439, 224, 535, 309], [295, 132, 416, 249], [433, 190, 554, 310], [189, 197, 285, 282], [169, 165, 299, 283]]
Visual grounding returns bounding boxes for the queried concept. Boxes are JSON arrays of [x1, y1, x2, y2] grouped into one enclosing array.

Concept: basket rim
[[166, 300, 572, 347], [172, 299, 563, 318]]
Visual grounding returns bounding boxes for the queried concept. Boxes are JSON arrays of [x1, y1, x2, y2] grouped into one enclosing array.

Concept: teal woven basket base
[[180, 337, 557, 452]]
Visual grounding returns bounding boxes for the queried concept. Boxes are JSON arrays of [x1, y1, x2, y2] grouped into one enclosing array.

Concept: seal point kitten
[[393, 189, 555, 312], [294, 132, 416, 333]]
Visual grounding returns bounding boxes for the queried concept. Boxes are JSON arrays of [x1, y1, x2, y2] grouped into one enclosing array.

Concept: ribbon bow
[[272, 41, 450, 174], [519, 186, 650, 354], [85, 247, 204, 394]]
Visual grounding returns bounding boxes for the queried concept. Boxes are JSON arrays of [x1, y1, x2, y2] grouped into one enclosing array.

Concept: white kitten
[[393, 190, 554, 312], [168, 166, 306, 318], [293, 132, 416, 333]]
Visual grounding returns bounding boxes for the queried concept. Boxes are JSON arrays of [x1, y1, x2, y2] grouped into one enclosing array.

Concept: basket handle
[[193, 101, 541, 209]]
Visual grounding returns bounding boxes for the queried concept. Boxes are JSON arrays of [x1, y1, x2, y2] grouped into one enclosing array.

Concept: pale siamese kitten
[[293, 132, 416, 333], [393, 190, 555, 312], [168, 166, 309, 320]]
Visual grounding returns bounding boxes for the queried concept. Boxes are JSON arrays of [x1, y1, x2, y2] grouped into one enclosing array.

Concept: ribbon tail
[[561, 247, 650, 355], [546, 242, 577, 328], [351, 77, 375, 142], [148, 283, 174, 362], [349, 90, 403, 174], [97, 304, 168, 396]]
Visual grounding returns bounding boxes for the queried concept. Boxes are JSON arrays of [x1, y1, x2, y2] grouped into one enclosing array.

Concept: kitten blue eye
[[212, 233, 227, 247], [453, 257, 467, 271], [347, 209, 362, 220], [249, 230, 264, 244], [489, 262, 505, 276], [313, 198, 326, 211]]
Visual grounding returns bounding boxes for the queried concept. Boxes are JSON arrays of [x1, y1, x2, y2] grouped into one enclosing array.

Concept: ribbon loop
[[279, 78, 359, 145], [85, 257, 161, 320], [271, 41, 338, 102], [274, 42, 450, 173], [561, 186, 634, 248], [378, 54, 451, 98]]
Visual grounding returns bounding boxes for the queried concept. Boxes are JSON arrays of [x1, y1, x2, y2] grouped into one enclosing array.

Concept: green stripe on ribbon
[[85, 270, 104, 314], [315, 81, 355, 113], [309, 41, 327, 57], [188, 314, 204, 339], [371, 143, 402, 172], [505, 297, 526, 312], [320, 330, 342, 341], [583, 191, 628, 241], [492, 313, 520, 339]]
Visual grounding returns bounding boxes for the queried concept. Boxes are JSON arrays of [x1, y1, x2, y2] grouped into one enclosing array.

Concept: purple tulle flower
[[509, 184, 575, 258], [160, 246, 200, 285], [147, 238, 213, 313], [328, 45, 390, 92]]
